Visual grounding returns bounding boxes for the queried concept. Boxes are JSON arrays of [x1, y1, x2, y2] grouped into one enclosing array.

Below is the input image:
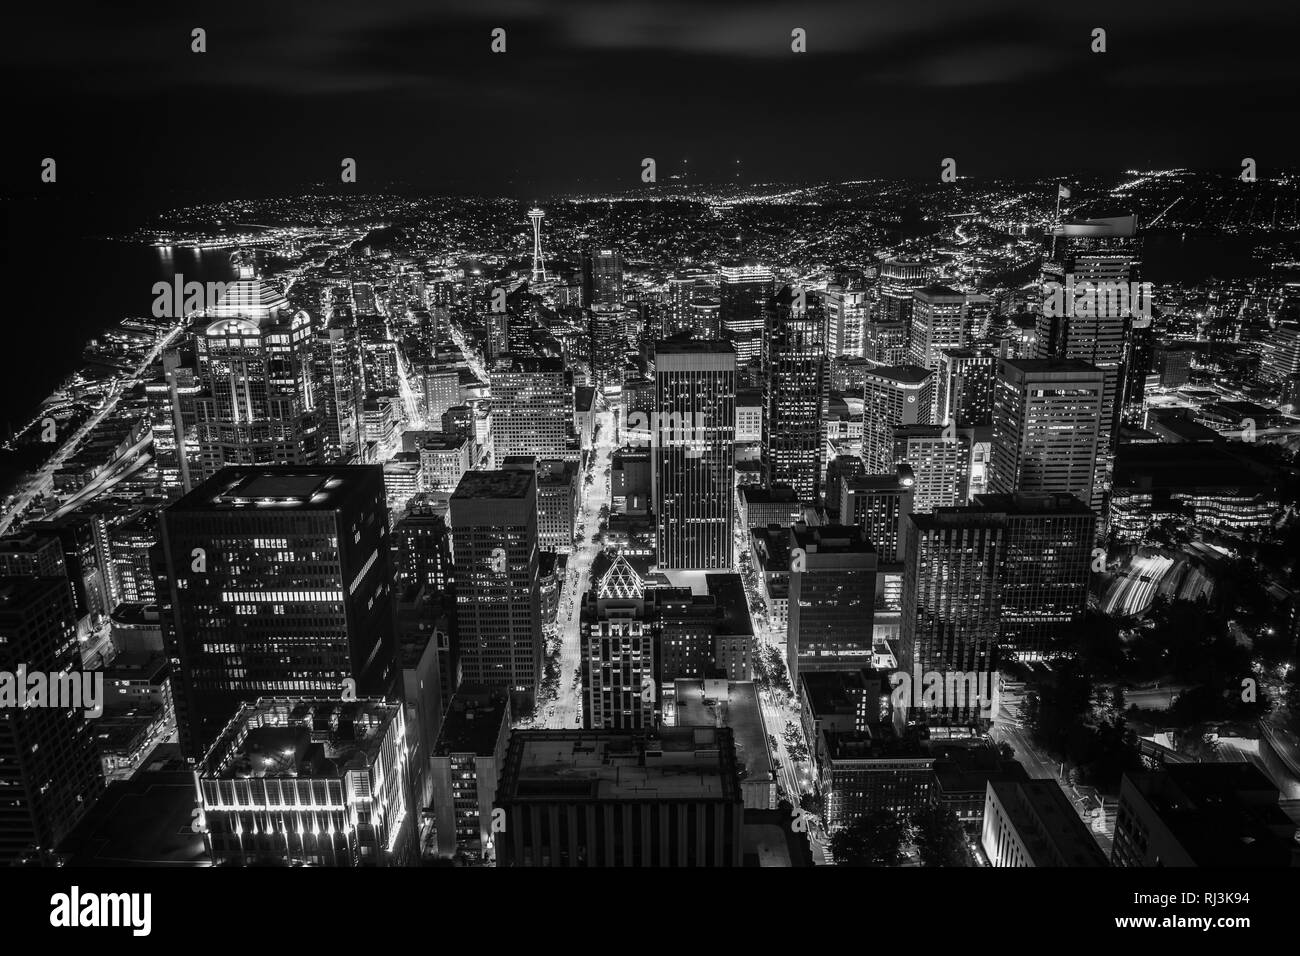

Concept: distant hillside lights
[[152, 275, 232, 318], [1042, 276, 1154, 328]]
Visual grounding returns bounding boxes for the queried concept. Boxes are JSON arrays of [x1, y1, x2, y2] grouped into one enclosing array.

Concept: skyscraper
[[938, 347, 996, 427], [892, 425, 971, 513], [449, 470, 542, 710], [989, 358, 1104, 510], [580, 555, 658, 729], [193, 271, 321, 482], [488, 355, 577, 463], [158, 466, 398, 758], [910, 285, 967, 415], [786, 525, 877, 684], [841, 468, 915, 565], [584, 248, 624, 309], [824, 281, 868, 358], [653, 340, 737, 570], [1037, 215, 1143, 516], [862, 365, 934, 473], [876, 260, 937, 340], [900, 510, 1003, 721], [313, 316, 364, 462], [764, 286, 828, 502], [719, 260, 774, 368], [0, 576, 105, 864], [970, 493, 1094, 661]]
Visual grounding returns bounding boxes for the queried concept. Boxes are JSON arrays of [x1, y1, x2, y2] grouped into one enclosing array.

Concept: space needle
[[528, 207, 548, 282]]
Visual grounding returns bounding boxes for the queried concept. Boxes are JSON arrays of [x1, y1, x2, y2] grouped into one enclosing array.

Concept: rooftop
[[451, 469, 535, 500], [200, 697, 400, 780], [174, 466, 382, 512], [498, 728, 741, 803]]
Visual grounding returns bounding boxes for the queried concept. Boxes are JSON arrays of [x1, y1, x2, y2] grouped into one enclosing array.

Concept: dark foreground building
[[494, 727, 744, 866], [158, 466, 398, 759]]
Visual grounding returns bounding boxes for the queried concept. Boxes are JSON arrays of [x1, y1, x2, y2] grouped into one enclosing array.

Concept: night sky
[[4, 0, 1299, 202]]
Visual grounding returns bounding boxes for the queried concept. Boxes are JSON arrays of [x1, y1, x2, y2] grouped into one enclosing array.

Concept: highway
[[0, 317, 186, 536]]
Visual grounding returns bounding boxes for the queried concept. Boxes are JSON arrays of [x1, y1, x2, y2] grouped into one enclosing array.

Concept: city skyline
[[1, 0, 1299, 906]]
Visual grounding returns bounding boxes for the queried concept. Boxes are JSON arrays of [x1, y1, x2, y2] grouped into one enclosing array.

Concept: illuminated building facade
[[862, 365, 934, 473], [989, 358, 1104, 509], [580, 556, 658, 729], [193, 274, 321, 482], [763, 286, 828, 502], [653, 341, 737, 570], [196, 697, 414, 867]]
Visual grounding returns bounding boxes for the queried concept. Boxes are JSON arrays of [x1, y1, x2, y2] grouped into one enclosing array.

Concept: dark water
[[1, 234, 237, 430], [1, 194, 238, 487]]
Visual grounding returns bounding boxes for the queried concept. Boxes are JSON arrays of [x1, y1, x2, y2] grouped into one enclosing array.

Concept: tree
[[830, 810, 906, 867], [911, 805, 967, 867]]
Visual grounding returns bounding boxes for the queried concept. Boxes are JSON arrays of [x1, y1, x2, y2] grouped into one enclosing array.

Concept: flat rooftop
[[435, 688, 510, 756], [863, 364, 931, 384], [499, 728, 741, 802], [673, 680, 773, 785], [174, 466, 381, 512], [452, 469, 535, 500], [200, 697, 400, 779]]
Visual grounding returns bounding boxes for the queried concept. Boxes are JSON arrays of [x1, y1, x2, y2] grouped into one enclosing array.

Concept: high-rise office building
[[892, 425, 971, 513], [1037, 215, 1143, 514], [764, 286, 828, 502], [862, 365, 934, 472], [1261, 322, 1300, 384], [313, 317, 364, 462], [146, 346, 199, 498], [584, 248, 624, 309], [665, 275, 697, 338], [900, 510, 1003, 720], [0, 577, 105, 864], [580, 555, 658, 729], [193, 272, 321, 482], [824, 281, 868, 357], [876, 260, 937, 338], [840, 468, 915, 565], [719, 261, 774, 368], [653, 341, 737, 570], [429, 685, 512, 861], [970, 493, 1093, 661], [158, 466, 398, 758], [938, 348, 996, 427], [910, 285, 967, 415], [449, 470, 542, 710], [989, 358, 1105, 510], [493, 728, 745, 867], [786, 525, 877, 684], [488, 355, 577, 463], [589, 305, 628, 392]]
